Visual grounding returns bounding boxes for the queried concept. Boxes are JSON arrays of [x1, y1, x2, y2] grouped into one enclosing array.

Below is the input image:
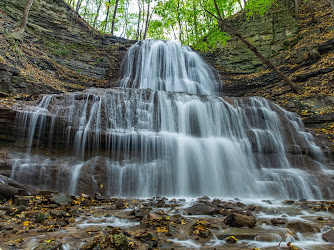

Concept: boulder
[[184, 203, 214, 215], [0, 174, 35, 199], [32, 239, 63, 250], [255, 233, 282, 242], [322, 230, 334, 243], [50, 193, 73, 206], [225, 212, 256, 228], [113, 233, 128, 250], [270, 218, 287, 226], [287, 221, 318, 233]]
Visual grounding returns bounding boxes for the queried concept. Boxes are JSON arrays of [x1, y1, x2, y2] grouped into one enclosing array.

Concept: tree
[[143, 0, 152, 39], [307, 0, 316, 23], [17, 0, 35, 34], [111, 0, 120, 35], [93, 0, 103, 28], [295, 0, 299, 19], [207, 0, 302, 94], [76, 0, 84, 12], [103, 0, 112, 32]]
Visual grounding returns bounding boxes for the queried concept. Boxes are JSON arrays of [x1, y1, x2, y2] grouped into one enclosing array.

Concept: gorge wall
[[206, 0, 298, 73], [0, 0, 134, 97]]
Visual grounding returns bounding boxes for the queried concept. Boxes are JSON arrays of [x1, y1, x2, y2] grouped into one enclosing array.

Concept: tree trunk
[[136, 1, 142, 40], [18, 0, 34, 34], [76, 0, 83, 12], [121, 0, 129, 37], [294, 0, 299, 19], [193, 0, 198, 36], [212, 0, 302, 94], [138, 0, 146, 40], [171, 24, 177, 40], [307, 0, 316, 23], [103, 0, 111, 32], [177, 0, 183, 43], [143, 0, 151, 40], [243, 0, 247, 8], [93, 0, 102, 28], [237, 0, 243, 9], [111, 0, 120, 35], [330, 0, 334, 15]]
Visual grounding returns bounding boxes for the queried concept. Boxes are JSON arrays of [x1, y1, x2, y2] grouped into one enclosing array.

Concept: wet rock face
[[76, 157, 108, 197]]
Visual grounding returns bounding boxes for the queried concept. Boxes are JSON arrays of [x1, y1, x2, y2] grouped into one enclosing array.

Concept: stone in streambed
[[287, 221, 318, 233], [135, 232, 159, 248], [270, 218, 287, 226], [255, 233, 282, 242], [225, 212, 256, 228], [217, 228, 259, 241], [184, 203, 214, 215], [226, 236, 238, 243], [50, 193, 73, 206], [113, 233, 128, 250], [32, 239, 63, 250], [322, 230, 334, 243]]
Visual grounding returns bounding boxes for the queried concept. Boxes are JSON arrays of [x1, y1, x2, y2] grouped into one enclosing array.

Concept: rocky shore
[[1, 187, 334, 249]]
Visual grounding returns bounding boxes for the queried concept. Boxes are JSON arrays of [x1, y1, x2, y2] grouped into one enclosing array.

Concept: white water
[[120, 40, 219, 95], [11, 40, 332, 199]]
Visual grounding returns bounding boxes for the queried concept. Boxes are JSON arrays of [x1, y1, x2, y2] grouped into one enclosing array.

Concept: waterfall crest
[[120, 40, 220, 95], [10, 40, 332, 199]]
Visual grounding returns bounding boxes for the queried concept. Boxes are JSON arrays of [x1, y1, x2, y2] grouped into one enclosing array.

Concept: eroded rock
[[225, 212, 256, 228]]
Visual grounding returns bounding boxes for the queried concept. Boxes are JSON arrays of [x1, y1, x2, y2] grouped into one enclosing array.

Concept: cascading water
[[120, 40, 219, 94], [10, 40, 332, 199]]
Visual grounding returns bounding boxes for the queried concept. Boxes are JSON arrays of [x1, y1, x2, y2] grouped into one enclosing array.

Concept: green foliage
[[64, 0, 276, 51]]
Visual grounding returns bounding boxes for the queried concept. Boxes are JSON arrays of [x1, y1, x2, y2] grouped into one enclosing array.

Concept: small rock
[[197, 196, 210, 202], [136, 232, 159, 248], [130, 208, 151, 220], [236, 202, 246, 207], [155, 200, 166, 208], [282, 200, 294, 205], [226, 236, 238, 243], [11, 205, 26, 216], [270, 218, 287, 226], [116, 199, 129, 209], [225, 212, 256, 228], [167, 224, 177, 237], [147, 212, 159, 220], [14, 196, 31, 206]]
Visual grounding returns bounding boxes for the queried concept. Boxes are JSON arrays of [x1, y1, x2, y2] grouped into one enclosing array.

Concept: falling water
[[120, 40, 219, 95], [10, 40, 332, 199]]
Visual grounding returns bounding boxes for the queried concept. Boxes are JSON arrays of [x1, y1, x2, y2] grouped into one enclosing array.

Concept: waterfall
[[11, 40, 331, 199], [120, 40, 220, 95]]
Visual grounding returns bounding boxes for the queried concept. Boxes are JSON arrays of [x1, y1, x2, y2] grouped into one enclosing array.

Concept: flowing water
[[10, 40, 332, 199]]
